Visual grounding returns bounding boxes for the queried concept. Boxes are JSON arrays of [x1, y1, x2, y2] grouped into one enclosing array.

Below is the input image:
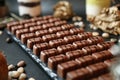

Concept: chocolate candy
[[7, 21, 20, 30], [57, 44, 77, 53], [61, 24, 74, 30], [16, 28, 30, 39], [36, 20, 48, 25], [69, 28, 84, 34], [64, 35, 82, 43], [48, 17, 60, 23], [49, 39, 67, 47], [43, 15, 54, 20], [19, 19, 32, 24], [35, 29, 50, 37], [86, 62, 108, 77], [104, 59, 115, 67], [49, 26, 64, 33], [42, 34, 59, 42], [11, 25, 24, 34], [92, 51, 113, 62], [42, 23, 54, 29], [29, 25, 43, 32], [40, 48, 59, 63], [73, 40, 90, 49], [87, 36, 104, 44], [98, 73, 113, 80], [21, 33, 35, 44], [54, 20, 67, 26], [75, 55, 96, 67], [57, 60, 80, 78], [48, 54, 69, 70], [24, 22, 36, 28], [27, 37, 44, 49], [66, 50, 85, 60], [56, 30, 73, 37], [33, 43, 51, 56], [66, 68, 90, 80], [78, 32, 92, 40], [97, 41, 114, 50]]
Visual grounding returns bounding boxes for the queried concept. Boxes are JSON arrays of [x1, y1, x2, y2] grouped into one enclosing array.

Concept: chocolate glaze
[[19, 2, 40, 7]]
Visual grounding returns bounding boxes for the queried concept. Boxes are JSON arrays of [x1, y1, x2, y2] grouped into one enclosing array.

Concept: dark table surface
[[0, 0, 119, 80]]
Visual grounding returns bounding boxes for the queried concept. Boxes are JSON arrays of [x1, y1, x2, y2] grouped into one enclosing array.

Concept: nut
[[17, 67, 24, 74], [72, 16, 82, 21], [19, 73, 27, 80], [102, 33, 109, 38], [8, 64, 15, 71], [0, 30, 3, 35], [110, 38, 117, 43], [28, 77, 36, 80], [11, 71, 21, 78], [6, 37, 12, 43], [92, 32, 99, 36], [17, 60, 26, 67], [53, 1, 74, 19]]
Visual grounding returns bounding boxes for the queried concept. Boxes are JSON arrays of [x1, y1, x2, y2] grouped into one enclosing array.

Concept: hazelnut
[[0, 30, 3, 35], [28, 77, 36, 80], [17, 60, 26, 67], [19, 73, 27, 80], [8, 64, 15, 71], [11, 71, 21, 78], [92, 32, 99, 36], [110, 38, 117, 43], [102, 33, 109, 38], [17, 67, 24, 74]]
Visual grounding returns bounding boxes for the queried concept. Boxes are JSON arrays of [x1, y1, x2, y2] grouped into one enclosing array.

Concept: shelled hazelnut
[[102, 33, 109, 38], [92, 32, 99, 36]]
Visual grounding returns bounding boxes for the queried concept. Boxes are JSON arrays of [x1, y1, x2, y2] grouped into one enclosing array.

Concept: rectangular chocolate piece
[[49, 39, 67, 48], [66, 68, 90, 80], [57, 60, 80, 78], [86, 62, 108, 78], [92, 50, 113, 62], [29, 25, 43, 32], [75, 55, 96, 67], [35, 29, 51, 37], [33, 42, 51, 56], [66, 50, 85, 60], [11, 25, 24, 34], [48, 54, 69, 70], [57, 44, 77, 53], [27, 37, 44, 49], [16, 28, 30, 39], [40, 48, 59, 63], [42, 34, 59, 42], [21, 33, 35, 44], [69, 28, 84, 34]]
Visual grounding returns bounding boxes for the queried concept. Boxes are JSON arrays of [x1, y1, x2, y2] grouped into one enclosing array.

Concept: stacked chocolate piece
[[7, 15, 115, 80]]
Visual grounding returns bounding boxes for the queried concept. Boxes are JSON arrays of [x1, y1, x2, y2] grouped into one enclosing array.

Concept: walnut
[[53, 1, 74, 20]]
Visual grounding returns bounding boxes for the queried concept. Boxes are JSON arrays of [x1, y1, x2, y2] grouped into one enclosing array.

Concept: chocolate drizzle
[[19, 2, 40, 7]]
